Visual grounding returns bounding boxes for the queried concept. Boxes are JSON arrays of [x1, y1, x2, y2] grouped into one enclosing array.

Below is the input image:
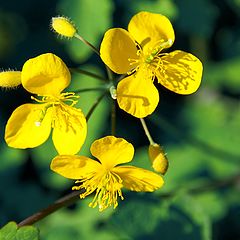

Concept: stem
[[111, 100, 116, 135], [69, 68, 106, 82], [86, 91, 108, 121], [17, 173, 240, 226], [140, 118, 155, 145], [74, 33, 99, 55], [74, 87, 107, 94], [18, 190, 82, 227]]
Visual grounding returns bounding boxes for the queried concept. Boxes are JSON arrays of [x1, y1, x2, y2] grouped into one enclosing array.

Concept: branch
[[17, 173, 240, 227]]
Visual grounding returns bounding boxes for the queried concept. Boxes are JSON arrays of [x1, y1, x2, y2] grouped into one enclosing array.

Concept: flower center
[[32, 92, 80, 127], [72, 169, 124, 212], [127, 39, 173, 79]]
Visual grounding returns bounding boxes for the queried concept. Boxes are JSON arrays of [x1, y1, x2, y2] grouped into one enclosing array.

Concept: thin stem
[[140, 118, 155, 145], [111, 100, 116, 135], [18, 190, 82, 227], [17, 173, 240, 226], [106, 66, 114, 83], [86, 91, 108, 121], [74, 87, 107, 94], [69, 68, 106, 82], [74, 33, 99, 55]]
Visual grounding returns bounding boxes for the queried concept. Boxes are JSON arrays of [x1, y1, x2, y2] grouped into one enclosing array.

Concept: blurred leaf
[[0, 222, 39, 240], [194, 192, 227, 221], [205, 57, 240, 92], [57, 0, 113, 62], [181, 94, 240, 177], [110, 198, 203, 240], [130, 0, 178, 20], [38, 199, 116, 240], [173, 194, 212, 240], [175, 0, 219, 38]]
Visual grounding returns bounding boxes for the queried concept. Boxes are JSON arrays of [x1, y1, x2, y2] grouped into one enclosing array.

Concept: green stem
[[69, 68, 106, 82], [74, 87, 107, 94], [74, 33, 99, 55], [111, 100, 116, 135], [86, 91, 108, 121], [140, 118, 155, 145]]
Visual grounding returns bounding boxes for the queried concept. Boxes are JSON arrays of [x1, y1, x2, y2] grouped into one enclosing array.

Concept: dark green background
[[0, 0, 240, 239]]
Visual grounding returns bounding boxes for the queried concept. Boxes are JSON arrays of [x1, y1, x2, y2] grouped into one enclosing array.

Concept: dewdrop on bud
[[148, 143, 169, 175], [51, 16, 76, 38], [0, 70, 21, 89]]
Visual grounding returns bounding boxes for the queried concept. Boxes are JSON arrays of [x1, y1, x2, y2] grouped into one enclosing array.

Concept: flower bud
[[0, 70, 21, 88], [148, 143, 169, 175], [51, 16, 76, 38]]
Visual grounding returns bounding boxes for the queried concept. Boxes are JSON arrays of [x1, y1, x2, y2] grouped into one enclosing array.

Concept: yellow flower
[[100, 11, 203, 118], [50, 136, 164, 211], [5, 53, 87, 155]]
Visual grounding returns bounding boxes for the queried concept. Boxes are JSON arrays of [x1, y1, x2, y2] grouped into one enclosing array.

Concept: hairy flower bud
[[51, 16, 76, 38], [0, 70, 21, 88]]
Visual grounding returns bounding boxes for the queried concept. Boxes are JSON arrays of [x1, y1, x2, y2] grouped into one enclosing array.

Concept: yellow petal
[[90, 136, 134, 169], [148, 143, 169, 174], [116, 72, 159, 118], [21, 53, 71, 96], [100, 28, 138, 74], [157, 50, 203, 94], [52, 104, 87, 155], [5, 103, 52, 149], [113, 166, 164, 192], [128, 11, 175, 51], [50, 155, 100, 179], [0, 71, 21, 88]]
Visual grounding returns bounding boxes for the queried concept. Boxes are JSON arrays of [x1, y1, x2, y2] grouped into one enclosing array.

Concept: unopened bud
[[0, 70, 21, 89], [51, 16, 76, 38], [148, 143, 169, 175]]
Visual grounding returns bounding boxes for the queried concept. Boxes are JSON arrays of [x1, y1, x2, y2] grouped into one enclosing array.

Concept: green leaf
[[0, 222, 39, 240], [16, 226, 39, 240], [57, 0, 113, 62], [0, 222, 17, 240], [175, 0, 219, 38], [205, 57, 240, 92]]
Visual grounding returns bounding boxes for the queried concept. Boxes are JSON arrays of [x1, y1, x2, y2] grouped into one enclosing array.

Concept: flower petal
[[113, 166, 164, 192], [128, 11, 175, 51], [156, 50, 203, 94], [90, 136, 134, 169], [50, 155, 101, 179], [52, 104, 87, 155], [5, 103, 52, 149], [116, 72, 159, 118], [100, 28, 138, 74], [21, 53, 71, 96]]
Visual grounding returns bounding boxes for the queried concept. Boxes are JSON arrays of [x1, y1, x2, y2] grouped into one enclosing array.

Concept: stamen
[[73, 170, 124, 211]]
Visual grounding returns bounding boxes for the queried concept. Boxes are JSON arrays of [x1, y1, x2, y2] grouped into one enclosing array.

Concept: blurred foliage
[[0, 222, 39, 240], [0, 0, 240, 239]]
